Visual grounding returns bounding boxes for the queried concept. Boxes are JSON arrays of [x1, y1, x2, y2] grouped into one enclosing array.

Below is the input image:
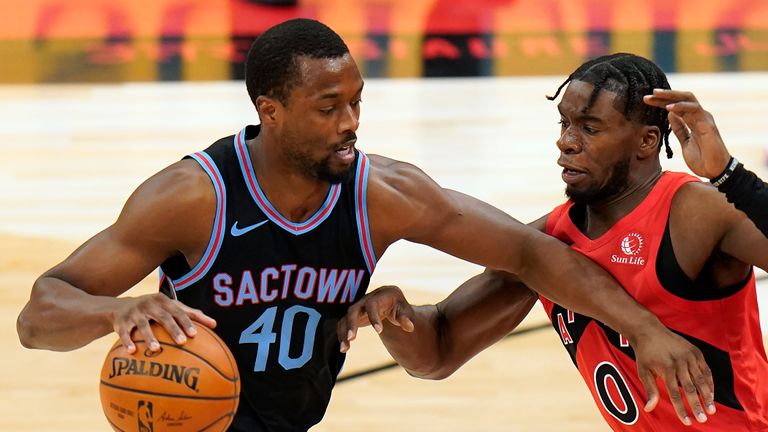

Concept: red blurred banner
[[0, 0, 766, 82]]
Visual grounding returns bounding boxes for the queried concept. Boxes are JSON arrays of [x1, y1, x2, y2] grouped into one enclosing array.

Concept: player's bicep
[[684, 183, 768, 272], [42, 160, 214, 297], [409, 188, 534, 271], [719, 216, 768, 272], [42, 225, 168, 297], [370, 157, 543, 272]]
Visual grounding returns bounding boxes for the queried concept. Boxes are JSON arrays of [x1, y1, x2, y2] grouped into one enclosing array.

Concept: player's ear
[[637, 125, 660, 159], [256, 96, 278, 124]]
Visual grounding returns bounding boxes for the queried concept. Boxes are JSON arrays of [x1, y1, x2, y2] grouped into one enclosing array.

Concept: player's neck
[[247, 135, 332, 224], [583, 167, 662, 238]]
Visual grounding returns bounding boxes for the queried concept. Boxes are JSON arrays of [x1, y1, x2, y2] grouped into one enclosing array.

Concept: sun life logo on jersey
[[620, 233, 643, 256], [611, 233, 645, 266]]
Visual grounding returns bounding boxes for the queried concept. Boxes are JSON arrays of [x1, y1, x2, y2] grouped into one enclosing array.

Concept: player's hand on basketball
[[338, 285, 415, 353], [633, 329, 716, 425], [112, 293, 216, 354], [643, 89, 731, 179]]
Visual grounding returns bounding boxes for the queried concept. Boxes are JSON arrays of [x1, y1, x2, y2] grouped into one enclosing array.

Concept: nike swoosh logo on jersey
[[230, 220, 269, 237]]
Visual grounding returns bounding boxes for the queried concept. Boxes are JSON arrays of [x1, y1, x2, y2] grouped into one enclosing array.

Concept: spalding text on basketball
[[109, 357, 200, 391]]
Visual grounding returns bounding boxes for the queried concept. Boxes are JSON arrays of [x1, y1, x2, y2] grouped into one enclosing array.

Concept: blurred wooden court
[[1, 74, 767, 431]]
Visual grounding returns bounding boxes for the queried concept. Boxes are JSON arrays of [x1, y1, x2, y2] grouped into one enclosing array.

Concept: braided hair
[[547, 53, 673, 158]]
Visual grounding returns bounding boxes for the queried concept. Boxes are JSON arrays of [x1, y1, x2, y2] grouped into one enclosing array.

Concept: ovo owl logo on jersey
[[620, 233, 643, 256]]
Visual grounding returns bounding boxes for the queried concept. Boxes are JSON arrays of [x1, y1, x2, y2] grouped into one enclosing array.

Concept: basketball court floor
[[1, 73, 766, 431]]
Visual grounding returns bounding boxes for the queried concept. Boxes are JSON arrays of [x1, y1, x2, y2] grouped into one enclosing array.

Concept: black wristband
[[716, 162, 768, 237], [710, 157, 738, 187]]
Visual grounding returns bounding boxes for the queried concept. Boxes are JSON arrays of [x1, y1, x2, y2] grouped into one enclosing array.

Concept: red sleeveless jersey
[[540, 171, 768, 431]]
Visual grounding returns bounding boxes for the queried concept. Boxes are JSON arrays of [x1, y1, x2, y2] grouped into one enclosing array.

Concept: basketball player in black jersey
[[18, 21, 715, 431]]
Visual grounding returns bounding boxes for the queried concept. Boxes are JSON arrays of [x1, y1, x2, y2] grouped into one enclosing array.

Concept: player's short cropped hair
[[548, 53, 674, 158], [245, 18, 350, 107]]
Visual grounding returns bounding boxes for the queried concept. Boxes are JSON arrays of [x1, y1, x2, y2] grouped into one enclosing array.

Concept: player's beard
[[314, 154, 355, 184], [284, 140, 355, 184], [565, 157, 631, 206]]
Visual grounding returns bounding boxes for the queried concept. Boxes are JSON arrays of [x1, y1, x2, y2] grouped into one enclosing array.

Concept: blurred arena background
[[1, 1, 766, 430]]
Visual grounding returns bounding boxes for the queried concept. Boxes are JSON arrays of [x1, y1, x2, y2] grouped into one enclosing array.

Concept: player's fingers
[[165, 301, 202, 340], [650, 88, 699, 103], [180, 304, 217, 331], [336, 319, 351, 353], [642, 94, 669, 109], [153, 309, 188, 345], [638, 368, 659, 413], [668, 113, 692, 146], [394, 303, 415, 332], [337, 307, 362, 353], [346, 304, 365, 339], [365, 300, 384, 334], [643, 91, 696, 110], [664, 101, 703, 118], [135, 318, 161, 352], [677, 363, 708, 424], [172, 308, 200, 337], [115, 322, 137, 354], [694, 354, 716, 415], [663, 369, 693, 426]]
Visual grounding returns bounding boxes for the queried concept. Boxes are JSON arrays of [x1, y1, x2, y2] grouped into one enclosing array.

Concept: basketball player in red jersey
[[18, 20, 713, 431], [340, 53, 768, 430]]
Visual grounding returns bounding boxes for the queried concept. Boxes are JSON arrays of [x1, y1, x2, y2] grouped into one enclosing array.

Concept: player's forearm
[[713, 159, 768, 237], [515, 231, 662, 344], [17, 276, 116, 351], [380, 271, 537, 380]]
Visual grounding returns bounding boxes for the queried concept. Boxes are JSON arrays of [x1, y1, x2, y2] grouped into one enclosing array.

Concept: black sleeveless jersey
[[159, 125, 376, 432]]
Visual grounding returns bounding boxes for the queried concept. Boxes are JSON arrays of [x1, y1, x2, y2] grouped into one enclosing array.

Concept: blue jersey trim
[[234, 128, 341, 235], [354, 150, 377, 273], [171, 151, 227, 291]]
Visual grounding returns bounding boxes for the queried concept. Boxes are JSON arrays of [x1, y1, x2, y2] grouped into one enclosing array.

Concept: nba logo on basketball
[[137, 400, 153, 432], [610, 233, 646, 266]]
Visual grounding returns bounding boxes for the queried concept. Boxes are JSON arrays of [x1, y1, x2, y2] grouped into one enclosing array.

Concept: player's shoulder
[[364, 153, 453, 238], [145, 159, 214, 203], [123, 159, 216, 221], [108, 158, 217, 249], [669, 173, 737, 237], [367, 153, 423, 177], [366, 153, 434, 193], [672, 176, 726, 213]]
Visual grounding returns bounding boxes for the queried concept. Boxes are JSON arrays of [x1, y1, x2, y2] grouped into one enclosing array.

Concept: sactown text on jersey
[[212, 265, 365, 306]]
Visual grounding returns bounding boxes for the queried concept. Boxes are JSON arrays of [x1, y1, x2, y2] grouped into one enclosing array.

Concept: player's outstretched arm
[[369, 155, 669, 349], [644, 89, 768, 237], [338, 269, 536, 379], [366, 155, 715, 425], [17, 160, 216, 353]]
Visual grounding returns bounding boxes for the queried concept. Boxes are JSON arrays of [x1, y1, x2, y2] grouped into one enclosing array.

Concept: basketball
[[99, 323, 240, 432]]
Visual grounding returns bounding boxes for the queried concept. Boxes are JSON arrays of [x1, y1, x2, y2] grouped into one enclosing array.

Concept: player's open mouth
[[559, 165, 587, 184], [335, 143, 355, 163]]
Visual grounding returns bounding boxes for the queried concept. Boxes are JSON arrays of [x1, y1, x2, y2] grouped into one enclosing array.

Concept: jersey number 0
[[593, 361, 639, 425]]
